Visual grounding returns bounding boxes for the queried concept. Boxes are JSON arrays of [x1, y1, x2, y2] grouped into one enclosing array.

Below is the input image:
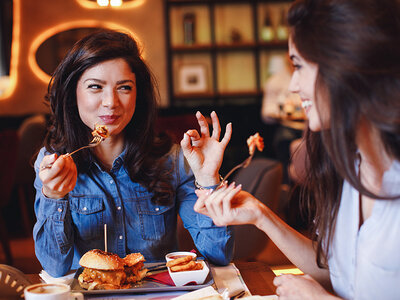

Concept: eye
[[292, 64, 302, 70], [88, 84, 102, 90], [120, 85, 132, 90], [118, 85, 134, 93]]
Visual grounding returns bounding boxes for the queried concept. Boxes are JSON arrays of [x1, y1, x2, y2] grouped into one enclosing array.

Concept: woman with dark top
[[182, 0, 400, 299], [33, 30, 233, 277]]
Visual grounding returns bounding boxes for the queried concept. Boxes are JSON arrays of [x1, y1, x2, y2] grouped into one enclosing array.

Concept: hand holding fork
[[40, 135, 104, 171]]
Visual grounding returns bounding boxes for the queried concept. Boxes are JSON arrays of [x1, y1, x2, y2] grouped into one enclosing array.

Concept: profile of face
[[288, 38, 329, 132], [76, 58, 137, 138]]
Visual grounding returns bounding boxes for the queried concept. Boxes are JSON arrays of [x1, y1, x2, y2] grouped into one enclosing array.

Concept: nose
[[102, 88, 119, 108], [288, 72, 299, 94]]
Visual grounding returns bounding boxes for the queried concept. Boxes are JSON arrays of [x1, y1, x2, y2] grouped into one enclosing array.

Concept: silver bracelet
[[194, 175, 223, 190]]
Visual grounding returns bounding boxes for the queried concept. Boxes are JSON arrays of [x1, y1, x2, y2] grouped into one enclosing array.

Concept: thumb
[[194, 189, 212, 213], [180, 133, 192, 156]]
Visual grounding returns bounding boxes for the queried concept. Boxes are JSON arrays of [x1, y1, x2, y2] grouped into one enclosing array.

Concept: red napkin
[[146, 271, 175, 286]]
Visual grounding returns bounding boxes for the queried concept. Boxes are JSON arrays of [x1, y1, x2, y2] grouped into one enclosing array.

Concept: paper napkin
[[39, 270, 75, 285]]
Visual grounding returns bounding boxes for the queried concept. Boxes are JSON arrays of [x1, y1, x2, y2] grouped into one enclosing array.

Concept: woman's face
[[76, 58, 136, 137], [288, 39, 328, 132]]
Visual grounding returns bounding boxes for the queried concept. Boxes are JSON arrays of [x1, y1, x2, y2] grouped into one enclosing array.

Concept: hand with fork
[[38, 135, 104, 199]]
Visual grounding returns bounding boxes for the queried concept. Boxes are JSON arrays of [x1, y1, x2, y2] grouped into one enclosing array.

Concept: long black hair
[[288, 0, 400, 267], [44, 29, 173, 205]]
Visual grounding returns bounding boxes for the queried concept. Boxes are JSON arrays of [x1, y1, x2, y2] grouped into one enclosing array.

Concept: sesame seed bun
[[79, 249, 124, 270]]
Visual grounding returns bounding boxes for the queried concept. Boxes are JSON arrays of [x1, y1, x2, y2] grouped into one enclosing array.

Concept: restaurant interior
[[0, 0, 308, 284]]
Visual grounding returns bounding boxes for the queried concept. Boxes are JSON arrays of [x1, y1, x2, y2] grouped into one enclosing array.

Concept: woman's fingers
[[222, 183, 241, 217], [196, 111, 210, 138], [194, 189, 212, 214], [221, 122, 232, 149], [210, 111, 221, 140], [180, 132, 192, 156], [41, 155, 77, 198], [39, 153, 58, 171]]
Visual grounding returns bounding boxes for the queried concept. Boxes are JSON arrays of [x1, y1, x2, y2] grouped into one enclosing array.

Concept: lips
[[99, 115, 120, 125]]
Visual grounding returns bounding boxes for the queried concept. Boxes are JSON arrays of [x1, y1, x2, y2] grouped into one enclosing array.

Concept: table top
[[27, 261, 276, 296], [234, 261, 276, 296]]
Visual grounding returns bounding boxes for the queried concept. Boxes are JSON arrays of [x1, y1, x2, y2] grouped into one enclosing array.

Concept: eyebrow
[[83, 78, 135, 85]]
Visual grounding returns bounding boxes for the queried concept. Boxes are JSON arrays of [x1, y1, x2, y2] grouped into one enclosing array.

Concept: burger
[[78, 249, 147, 290], [123, 253, 148, 284]]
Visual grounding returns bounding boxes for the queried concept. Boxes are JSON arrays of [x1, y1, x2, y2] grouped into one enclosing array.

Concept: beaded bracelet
[[194, 175, 224, 190]]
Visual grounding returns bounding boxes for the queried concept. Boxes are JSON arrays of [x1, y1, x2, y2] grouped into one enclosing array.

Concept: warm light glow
[[97, 0, 109, 6], [76, 0, 145, 9], [0, 0, 20, 100], [110, 0, 122, 6], [28, 20, 143, 84], [271, 267, 304, 276]]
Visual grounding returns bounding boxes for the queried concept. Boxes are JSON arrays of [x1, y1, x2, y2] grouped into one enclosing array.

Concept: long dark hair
[[44, 29, 173, 205], [288, 0, 400, 267]]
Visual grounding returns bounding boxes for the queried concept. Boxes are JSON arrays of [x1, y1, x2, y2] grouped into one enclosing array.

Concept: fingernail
[[237, 184, 242, 189], [207, 189, 213, 195]]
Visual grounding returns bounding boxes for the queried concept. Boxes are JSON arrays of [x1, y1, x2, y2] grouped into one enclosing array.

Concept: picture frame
[[178, 64, 207, 93]]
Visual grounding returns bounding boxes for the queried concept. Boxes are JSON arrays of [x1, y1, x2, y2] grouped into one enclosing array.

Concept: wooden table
[[234, 261, 276, 296], [27, 261, 276, 296]]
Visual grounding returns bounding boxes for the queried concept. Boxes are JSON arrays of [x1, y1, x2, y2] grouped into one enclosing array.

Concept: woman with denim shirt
[[33, 30, 233, 277]]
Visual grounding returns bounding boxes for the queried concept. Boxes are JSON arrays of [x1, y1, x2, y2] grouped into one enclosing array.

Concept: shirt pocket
[[69, 196, 104, 241], [136, 195, 175, 241]]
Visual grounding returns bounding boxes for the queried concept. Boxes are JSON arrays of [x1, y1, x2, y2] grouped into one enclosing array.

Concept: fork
[[215, 152, 254, 190], [40, 135, 104, 170]]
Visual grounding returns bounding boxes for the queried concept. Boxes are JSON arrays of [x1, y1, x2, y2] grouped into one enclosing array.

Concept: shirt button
[[57, 208, 62, 213], [155, 207, 160, 211], [110, 180, 114, 184], [119, 235, 123, 240], [82, 207, 87, 211], [117, 206, 121, 210]]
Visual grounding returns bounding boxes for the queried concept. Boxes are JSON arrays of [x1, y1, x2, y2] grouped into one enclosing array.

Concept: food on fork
[[92, 124, 109, 139], [246, 132, 264, 155], [78, 249, 147, 290], [166, 255, 203, 272]]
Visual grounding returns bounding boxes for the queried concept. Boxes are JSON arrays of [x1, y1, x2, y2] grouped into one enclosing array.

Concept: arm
[[33, 148, 76, 277], [175, 147, 234, 265], [196, 184, 331, 288], [180, 111, 231, 186]]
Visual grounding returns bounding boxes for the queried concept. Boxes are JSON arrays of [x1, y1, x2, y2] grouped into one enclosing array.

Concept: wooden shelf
[[165, 0, 292, 108]]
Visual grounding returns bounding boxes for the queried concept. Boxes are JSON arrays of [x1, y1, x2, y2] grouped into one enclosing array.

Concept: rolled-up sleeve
[[175, 147, 234, 265], [33, 148, 74, 277]]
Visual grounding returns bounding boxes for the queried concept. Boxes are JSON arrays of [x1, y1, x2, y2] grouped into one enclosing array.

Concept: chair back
[[0, 264, 32, 299], [0, 130, 19, 265], [0, 130, 19, 207], [231, 157, 283, 260], [14, 114, 47, 235]]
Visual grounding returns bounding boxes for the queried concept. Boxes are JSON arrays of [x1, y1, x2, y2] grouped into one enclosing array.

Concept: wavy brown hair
[[288, 0, 400, 267], [44, 29, 173, 205]]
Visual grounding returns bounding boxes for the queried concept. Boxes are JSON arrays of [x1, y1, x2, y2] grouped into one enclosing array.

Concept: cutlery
[[213, 153, 254, 192], [40, 135, 104, 170]]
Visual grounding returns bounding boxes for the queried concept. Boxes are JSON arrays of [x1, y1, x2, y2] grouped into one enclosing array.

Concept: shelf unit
[[164, 0, 292, 108]]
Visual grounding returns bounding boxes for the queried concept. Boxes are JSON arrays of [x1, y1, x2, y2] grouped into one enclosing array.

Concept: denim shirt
[[33, 145, 233, 277]]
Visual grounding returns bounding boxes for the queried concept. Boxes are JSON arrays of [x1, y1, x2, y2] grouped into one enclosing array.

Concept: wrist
[[42, 187, 66, 200], [254, 204, 271, 231], [194, 174, 223, 190]]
